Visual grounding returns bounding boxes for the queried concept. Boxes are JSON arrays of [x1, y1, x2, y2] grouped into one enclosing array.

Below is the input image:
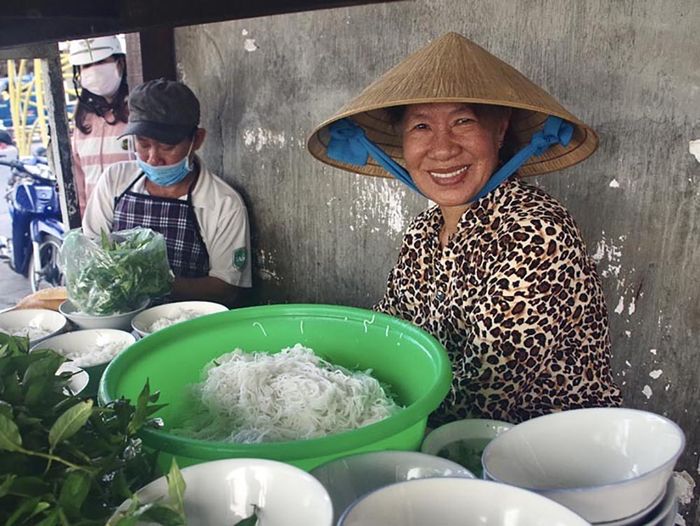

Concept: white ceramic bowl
[[32, 329, 136, 397], [131, 301, 228, 337], [59, 299, 149, 331], [421, 418, 513, 478], [482, 408, 685, 523], [112, 458, 333, 526], [594, 477, 675, 526], [0, 308, 67, 345], [311, 450, 475, 523], [56, 362, 89, 397], [339, 478, 591, 526]]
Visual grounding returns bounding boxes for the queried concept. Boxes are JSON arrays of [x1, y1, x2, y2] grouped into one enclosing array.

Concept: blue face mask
[[138, 140, 194, 186]]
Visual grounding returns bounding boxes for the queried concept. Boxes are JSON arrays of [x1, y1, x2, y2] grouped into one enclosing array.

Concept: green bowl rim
[[99, 303, 452, 460]]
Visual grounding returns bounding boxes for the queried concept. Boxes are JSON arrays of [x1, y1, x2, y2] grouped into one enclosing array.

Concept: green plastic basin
[[99, 304, 451, 471]]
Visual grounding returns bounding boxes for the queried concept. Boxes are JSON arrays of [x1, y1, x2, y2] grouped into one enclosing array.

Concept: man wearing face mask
[[82, 79, 252, 307], [69, 36, 133, 216]]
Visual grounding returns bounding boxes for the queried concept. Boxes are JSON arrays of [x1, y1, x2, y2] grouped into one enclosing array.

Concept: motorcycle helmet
[[68, 36, 124, 67], [0, 130, 13, 146]]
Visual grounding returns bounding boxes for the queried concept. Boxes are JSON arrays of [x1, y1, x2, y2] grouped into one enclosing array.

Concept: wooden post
[[42, 44, 81, 229], [138, 27, 176, 81]]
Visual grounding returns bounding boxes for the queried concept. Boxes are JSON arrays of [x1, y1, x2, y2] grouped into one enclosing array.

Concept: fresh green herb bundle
[[60, 227, 174, 315], [0, 332, 164, 525]]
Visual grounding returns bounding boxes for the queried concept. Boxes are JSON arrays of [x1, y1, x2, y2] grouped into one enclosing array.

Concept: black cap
[[0, 130, 12, 145], [119, 79, 200, 145]]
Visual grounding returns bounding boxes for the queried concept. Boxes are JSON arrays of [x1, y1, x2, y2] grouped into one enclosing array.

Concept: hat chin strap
[[471, 116, 574, 201], [328, 119, 420, 192], [327, 115, 574, 201]]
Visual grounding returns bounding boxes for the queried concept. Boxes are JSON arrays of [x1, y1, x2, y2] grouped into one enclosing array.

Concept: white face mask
[[80, 61, 122, 98]]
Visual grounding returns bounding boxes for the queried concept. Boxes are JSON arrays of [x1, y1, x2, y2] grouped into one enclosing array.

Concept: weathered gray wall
[[174, 0, 700, 520]]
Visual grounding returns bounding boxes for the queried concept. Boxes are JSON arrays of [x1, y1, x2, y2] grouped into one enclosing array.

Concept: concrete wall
[[174, 0, 700, 520]]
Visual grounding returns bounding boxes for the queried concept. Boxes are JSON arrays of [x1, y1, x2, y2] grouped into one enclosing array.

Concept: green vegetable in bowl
[[0, 332, 165, 525], [107, 459, 187, 526], [60, 227, 174, 315], [437, 437, 491, 478], [108, 459, 262, 526]]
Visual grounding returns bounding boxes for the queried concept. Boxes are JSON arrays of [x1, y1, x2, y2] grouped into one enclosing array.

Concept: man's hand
[[170, 276, 244, 308]]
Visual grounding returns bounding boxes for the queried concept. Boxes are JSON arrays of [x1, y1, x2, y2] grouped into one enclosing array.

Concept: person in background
[[82, 79, 251, 308], [68, 36, 133, 216], [0, 130, 18, 180], [308, 32, 621, 426]]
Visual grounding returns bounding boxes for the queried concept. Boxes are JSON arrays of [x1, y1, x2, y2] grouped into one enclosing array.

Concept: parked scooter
[[0, 155, 66, 291]]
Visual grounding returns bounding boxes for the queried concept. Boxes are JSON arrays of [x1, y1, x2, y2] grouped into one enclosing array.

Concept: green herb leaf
[[128, 380, 153, 435], [105, 497, 141, 526], [31, 501, 51, 518], [58, 471, 92, 518], [0, 400, 13, 418], [5, 496, 40, 526], [0, 412, 23, 451], [34, 511, 59, 526], [0, 474, 16, 498], [166, 459, 186, 517], [109, 517, 138, 526], [48, 399, 93, 451], [7, 476, 51, 497]]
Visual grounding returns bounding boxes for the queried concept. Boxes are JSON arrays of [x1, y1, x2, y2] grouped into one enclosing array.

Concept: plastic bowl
[[110, 458, 333, 526], [311, 450, 474, 523], [339, 478, 591, 526], [33, 329, 136, 397], [131, 300, 228, 337], [59, 299, 149, 331], [99, 304, 452, 471], [482, 408, 685, 523], [0, 308, 67, 345], [420, 418, 513, 478]]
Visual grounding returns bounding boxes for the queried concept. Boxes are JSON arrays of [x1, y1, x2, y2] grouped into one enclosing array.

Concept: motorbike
[[0, 154, 66, 292]]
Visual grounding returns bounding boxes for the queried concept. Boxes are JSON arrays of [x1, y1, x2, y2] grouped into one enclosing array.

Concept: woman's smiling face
[[401, 102, 510, 208]]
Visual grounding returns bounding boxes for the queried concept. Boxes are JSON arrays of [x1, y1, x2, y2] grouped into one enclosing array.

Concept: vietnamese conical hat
[[308, 32, 598, 178]]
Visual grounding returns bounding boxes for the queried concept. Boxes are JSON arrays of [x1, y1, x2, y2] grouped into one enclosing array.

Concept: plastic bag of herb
[[0, 332, 165, 525], [60, 227, 174, 315]]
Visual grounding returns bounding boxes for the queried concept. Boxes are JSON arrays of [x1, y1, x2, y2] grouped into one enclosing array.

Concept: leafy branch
[[0, 332, 163, 525]]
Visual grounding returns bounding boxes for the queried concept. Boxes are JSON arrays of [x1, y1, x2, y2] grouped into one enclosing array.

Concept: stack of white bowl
[[481, 408, 684, 526], [334, 408, 684, 525], [338, 477, 592, 526], [310, 450, 475, 525]]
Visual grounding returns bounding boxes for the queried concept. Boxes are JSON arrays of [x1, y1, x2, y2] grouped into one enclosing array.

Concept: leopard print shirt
[[374, 178, 622, 425]]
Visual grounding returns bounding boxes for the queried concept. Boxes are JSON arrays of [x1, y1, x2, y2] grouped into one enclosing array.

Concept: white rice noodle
[[7, 319, 53, 340], [58, 340, 127, 367], [148, 308, 200, 332], [183, 343, 400, 443]]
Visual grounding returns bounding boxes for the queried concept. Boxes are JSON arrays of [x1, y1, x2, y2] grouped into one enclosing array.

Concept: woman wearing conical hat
[[309, 33, 622, 426]]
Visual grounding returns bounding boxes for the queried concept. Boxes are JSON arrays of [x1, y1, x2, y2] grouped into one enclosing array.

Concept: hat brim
[[307, 32, 598, 179], [308, 103, 598, 179], [118, 121, 192, 145]]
